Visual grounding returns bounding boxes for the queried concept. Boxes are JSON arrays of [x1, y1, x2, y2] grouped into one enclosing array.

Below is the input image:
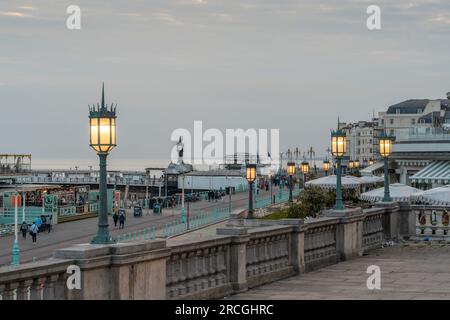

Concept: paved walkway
[[230, 244, 450, 300], [0, 188, 281, 266]]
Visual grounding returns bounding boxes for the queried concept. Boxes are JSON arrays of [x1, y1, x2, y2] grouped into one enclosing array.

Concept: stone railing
[[166, 237, 231, 300], [0, 201, 415, 300], [412, 205, 450, 237], [362, 208, 385, 251], [303, 218, 338, 272], [0, 259, 73, 300]]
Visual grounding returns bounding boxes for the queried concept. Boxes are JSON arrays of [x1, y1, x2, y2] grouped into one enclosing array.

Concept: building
[[378, 93, 450, 137], [341, 120, 382, 166]]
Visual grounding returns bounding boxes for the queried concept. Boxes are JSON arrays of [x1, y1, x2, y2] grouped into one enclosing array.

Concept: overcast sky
[[1, 0, 450, 168]]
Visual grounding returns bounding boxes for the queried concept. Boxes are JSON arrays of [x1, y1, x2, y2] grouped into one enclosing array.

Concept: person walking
[[30, 222, 38, 243], [20, 221, 28, 240], [119, 211, 126, 229], [113, 211, 119, 227], [47, 215, 52, 233]]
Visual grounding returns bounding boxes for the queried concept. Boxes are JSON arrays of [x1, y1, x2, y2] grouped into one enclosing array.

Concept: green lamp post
[[287, 162, 296, 203], [246, 164, 257, 219], [379, 131, 393, 202], [89, 83, 116, 244], [331, 125, 347, 210]]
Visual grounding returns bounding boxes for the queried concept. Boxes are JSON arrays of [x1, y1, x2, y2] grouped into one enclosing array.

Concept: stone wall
[[0, 202, 414, 300]]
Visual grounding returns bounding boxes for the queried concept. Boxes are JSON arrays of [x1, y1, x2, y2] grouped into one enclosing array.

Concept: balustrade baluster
[[17, 279, 33, 300]]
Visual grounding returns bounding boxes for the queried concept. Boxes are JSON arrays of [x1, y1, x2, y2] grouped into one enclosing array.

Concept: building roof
[[184, 169, 243, 177], [386, 99, 429, 114]]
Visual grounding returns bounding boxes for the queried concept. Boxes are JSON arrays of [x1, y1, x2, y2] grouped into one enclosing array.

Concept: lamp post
[[379, 131, 393, 202], [348, 160, 354, 175], [270, 174, 273, 204], [323, 160, 330, 176], [89, 83, 117, 245], [246, 164, 257, 219], [301, 160, 310, 187], [12, 187, 20, 265], [287, 162, 295, 202], [354, 159, 360, 175], [331, 126, 347, 210]]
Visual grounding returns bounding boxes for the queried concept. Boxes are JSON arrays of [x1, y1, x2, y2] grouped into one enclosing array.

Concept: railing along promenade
[[0, 200, 417, 300]]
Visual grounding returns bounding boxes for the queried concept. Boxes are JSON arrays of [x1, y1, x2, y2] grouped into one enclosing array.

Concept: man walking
[[113, 211, 119, 227], [30, 222, 38, 243], [119, 211, 126, 229], [20, 221, 28, 239]]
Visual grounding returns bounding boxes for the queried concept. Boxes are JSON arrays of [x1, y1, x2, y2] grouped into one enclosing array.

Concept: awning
[[360, 161, 384, 177], [410, 160, 450, 184]]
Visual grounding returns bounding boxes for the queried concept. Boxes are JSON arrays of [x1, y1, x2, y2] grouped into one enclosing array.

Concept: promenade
[[230, 244, 450, 300], [0, 188, 277, 266]]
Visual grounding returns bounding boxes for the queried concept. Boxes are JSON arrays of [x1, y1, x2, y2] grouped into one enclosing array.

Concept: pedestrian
[[119, 211, 126, 229], [20, 221, 28, 239], [47, 215, 52, 233], [113, 211, 119, 227], [30, 222, 38, 243]]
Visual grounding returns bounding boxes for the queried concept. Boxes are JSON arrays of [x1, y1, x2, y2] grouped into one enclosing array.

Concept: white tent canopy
[[357, 175, 384, 185], [412, 185, 450, 206], [305, 175, 361, 190], [360, 183, 423, 203]]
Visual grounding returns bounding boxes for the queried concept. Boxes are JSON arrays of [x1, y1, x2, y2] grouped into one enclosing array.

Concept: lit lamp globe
[[323, 160, 330, 174], [354, 159, 360, 169], [379, 133, 393, 158], [287, 162, 296, 176], [368, 159, 374, 166], [301, 161, 310, 175], [246, 164, 257, 183], [348, 160, 354, 170]]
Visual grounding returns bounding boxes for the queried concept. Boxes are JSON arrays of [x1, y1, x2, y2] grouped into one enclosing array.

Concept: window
[[396, 109, 401, 114], [389, 119, 394, 125], [417, 109, 422, 114], [390, 129, 395, 136], [381, 119, 385, 125], [411, 119, 416, 125]]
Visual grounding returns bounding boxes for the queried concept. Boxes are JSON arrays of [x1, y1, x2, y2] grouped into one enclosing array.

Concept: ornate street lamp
[[246, 164, 257, 218], [354, 159, 360, 169], [323, 160, 330, 176], [348, 160, 354, 172], [368, 159, 374, 166], [379, 131, 393, 202], [89, 83, 117, 244], [301, 160, 309, 188], [287, 162, 296, 202], [331, 125, 347, 210]]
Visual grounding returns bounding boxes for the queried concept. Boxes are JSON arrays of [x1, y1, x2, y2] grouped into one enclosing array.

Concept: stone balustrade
[[0, 202, 416, 300], [413, 205, 450, 237], [0, 259, 73, 300]]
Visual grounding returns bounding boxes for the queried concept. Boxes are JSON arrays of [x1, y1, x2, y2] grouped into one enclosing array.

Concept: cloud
[[426, 13, 450, 26], [153, 12, 184, 26], [16, 5, 36, 11], [0, 11, 32, 18]]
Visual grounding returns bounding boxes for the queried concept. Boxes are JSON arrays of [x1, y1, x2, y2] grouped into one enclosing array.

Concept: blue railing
[[0, 207, 49, 225]]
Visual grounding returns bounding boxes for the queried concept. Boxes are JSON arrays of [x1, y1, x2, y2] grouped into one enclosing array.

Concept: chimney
[[447, 92, 450, 99]]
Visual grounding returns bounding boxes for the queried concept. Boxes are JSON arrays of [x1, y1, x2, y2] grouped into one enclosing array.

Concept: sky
[[1, 0, 450, 169]]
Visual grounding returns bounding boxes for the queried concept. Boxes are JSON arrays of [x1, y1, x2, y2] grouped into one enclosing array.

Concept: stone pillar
[[326, 208, 364, 261], [43, 274, 59, 300], [53, 240, 170, 300], [2, 282, 18, 300], [374, 202, 400, 240], [17, 279, 33, 300], [217, 227, 249, 293], [30, 277, 46, 300], [278, 219, 305, 273]]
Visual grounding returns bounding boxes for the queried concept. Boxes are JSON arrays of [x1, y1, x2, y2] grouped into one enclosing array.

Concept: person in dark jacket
[[112, 212, 119, 227], [20, 221, 28, 239], [119, 212, 126, 229]]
